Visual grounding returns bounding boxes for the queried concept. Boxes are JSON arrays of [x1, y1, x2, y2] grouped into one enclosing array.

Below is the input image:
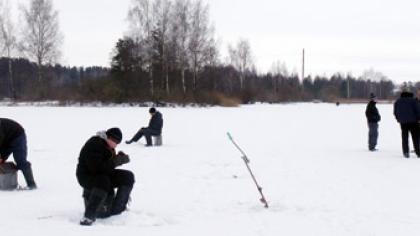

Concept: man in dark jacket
[[394, 91, 420, 158], [76, 127, 135, 226], [365, 93, 381, 151], [125, 107, 163, 146], [0, 118, 37, 189]]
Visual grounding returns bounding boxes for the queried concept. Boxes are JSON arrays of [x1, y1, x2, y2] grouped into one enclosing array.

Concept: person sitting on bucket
[[125, 107, 163, 146], [76, 127, 135, 226], [0, 118, 37, 189]]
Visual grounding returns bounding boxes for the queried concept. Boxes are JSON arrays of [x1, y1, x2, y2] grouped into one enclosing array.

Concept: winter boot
[[82, 189, 90, 209], [111, 185, 133, 215], [80, 188, 107, 226], [97, 191, 115, 219], [125, 140, 133, 144], [21, 164, 37, 189], [83, 189, 114, 219], [80, 217, 95, 226], [145, 135, 153, 146]]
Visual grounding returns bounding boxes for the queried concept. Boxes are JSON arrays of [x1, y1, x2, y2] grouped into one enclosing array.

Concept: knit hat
[[370, 93, 376, 100], [106, 127, 122, 144], [149, 107, 156, 114]]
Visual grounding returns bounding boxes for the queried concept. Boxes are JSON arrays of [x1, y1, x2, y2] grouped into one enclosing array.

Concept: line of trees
[[0, 55, 401, 104], [0, 0, 62, 99], [107, 0, 398, 104], [0, 0, 413, 105]]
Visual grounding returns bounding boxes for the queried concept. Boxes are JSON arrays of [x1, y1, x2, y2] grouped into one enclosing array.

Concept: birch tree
[[171, 0, 190, 94], [128, 0, 155, 96], [0, 0, 16, 98], [152, 0, 171, 95], [20, 0, 62, 82], [270, 60, 288, 93], [188, 0, 213, 91], [228, 38, 253, 91]]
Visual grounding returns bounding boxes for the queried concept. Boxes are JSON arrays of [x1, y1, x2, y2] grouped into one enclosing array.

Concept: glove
[[113, 151, 130, 167]]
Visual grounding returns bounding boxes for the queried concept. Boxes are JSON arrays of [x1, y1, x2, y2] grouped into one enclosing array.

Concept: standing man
[[126, 107, 163, 146], [76, 127, 135, 226], [0, 118, 37, 189], [365, 93, 381, 151], [394, 91, 420, 158]]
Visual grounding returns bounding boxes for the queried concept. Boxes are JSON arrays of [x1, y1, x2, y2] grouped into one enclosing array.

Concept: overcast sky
[[26, 0, 420, 83]]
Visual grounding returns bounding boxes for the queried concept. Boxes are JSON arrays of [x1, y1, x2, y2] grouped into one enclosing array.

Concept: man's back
[[0, 118, 24, 148], [148, 111, 163, 133], [394, 92, 419, 124]]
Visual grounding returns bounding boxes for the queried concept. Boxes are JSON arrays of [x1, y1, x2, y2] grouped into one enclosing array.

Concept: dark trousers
[[78, 169, 135, 219], [400, 123, 420, 156], [131, 127, 160, 145], [0, 133, 31, 170], [78, 169, 135, 193], [368, 122, 378, 150]]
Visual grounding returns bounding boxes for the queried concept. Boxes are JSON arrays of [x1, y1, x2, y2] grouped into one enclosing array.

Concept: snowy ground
[[1, 103, 420, 236]]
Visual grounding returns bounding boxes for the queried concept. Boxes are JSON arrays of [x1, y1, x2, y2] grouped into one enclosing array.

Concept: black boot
[[21, 164, 37, 189], [80, 188, 107, 226], [82, 189, 90, 209], [83, 189, 115, 218], [97, 190, 115, 219], [111, 185, 133, 215]]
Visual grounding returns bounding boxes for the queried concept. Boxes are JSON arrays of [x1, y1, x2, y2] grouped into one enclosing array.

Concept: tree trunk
[[240, 73, 243, 91], [37, 56, 43, 82], [181, 68, 186, 94], [7, 50, 15, 99], [149, 66, 154, 98], [193, 55, 197, 91], [37, 65, 42, 87], [165, 64, 169, 95]]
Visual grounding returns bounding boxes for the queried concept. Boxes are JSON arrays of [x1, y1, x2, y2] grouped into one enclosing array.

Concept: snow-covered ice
[[1, 103, 420, 235]]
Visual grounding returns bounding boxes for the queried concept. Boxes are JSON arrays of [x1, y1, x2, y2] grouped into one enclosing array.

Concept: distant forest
[[0, 0, 418, 106], [0, 56, 413, 106]]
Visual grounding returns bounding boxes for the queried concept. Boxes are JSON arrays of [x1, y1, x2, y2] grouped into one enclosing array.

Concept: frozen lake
[[1, 103, 420, 235]]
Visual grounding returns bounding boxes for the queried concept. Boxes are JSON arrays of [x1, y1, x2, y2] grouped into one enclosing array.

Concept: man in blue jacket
[[125, 107, 163, 146], [394, 91, 420, 158]]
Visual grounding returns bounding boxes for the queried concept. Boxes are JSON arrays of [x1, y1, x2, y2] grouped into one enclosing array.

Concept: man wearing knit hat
[[365, 93, 381, 151], [76, 127, 135, 226], [125, 107, 163, 146]]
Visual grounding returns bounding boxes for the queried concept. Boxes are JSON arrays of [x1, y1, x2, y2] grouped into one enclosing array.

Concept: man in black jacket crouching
[[76, 127, 135, 226]]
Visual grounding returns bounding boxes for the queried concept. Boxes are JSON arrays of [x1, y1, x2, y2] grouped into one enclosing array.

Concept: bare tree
[[270, 60, 288, 94], [202, 32, 219, 67], [228, 38, 254, 90], [20, 0, 62, 82], [361, 68, 389, 97], [128, 0, 155, 97], [171, 0, 190, 94], [0, 0, 16, 98], [153, 0, 172, 95], [188, 0, 213, 91]]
